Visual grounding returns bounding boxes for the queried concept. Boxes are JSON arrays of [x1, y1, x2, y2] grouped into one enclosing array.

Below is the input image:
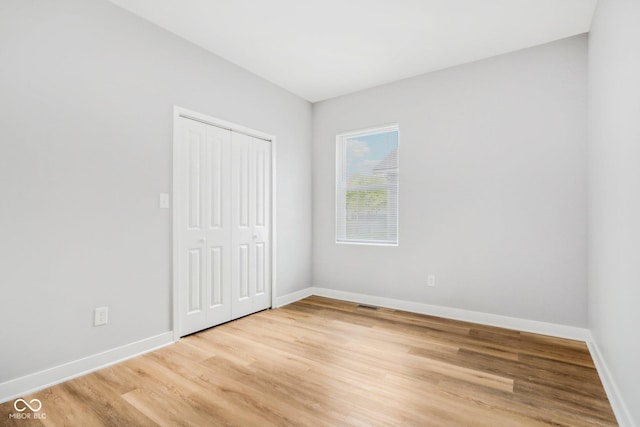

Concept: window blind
[[336, 125, 399, 245]]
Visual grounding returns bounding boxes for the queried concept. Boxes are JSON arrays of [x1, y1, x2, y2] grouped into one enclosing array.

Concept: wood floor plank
[[0, 296, 617, 426]]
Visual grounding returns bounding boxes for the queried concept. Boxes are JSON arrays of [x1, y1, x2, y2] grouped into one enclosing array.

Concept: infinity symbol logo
[[13, 398, 42, 412]]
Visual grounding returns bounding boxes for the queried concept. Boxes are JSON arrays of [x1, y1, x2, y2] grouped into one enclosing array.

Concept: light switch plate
[[159, 193, 170, 209]]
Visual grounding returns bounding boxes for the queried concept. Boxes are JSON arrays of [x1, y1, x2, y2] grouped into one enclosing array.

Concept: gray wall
[[588, 0, 640, 423], [312, 35, 588, 327], [0, 0, 312, 383]]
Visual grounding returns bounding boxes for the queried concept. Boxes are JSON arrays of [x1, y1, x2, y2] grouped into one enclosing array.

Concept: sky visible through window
[[346, 130, 398, 177]]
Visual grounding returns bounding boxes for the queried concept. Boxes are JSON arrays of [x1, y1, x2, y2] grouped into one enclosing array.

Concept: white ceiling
[[108, 0, 597, 102]]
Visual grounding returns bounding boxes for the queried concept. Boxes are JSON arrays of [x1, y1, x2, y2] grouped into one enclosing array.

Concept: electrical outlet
[[427, 275, 436, 287], [94, 307, 108, 326]]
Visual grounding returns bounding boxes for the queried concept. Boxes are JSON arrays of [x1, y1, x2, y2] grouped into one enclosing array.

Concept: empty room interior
[[1, 0, 638, 425]]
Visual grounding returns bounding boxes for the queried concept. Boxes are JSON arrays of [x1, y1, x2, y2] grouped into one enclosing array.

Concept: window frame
[[335, 123, 400, 246]]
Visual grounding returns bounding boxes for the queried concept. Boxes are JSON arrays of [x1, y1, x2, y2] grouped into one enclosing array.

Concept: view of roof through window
[[345, 131, 398, 178]]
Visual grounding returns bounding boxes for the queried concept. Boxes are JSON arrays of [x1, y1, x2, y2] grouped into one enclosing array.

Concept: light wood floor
[[0, 296, 617, 426]]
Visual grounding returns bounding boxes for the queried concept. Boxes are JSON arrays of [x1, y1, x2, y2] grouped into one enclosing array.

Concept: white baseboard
[[587, 337, 636, 427], [0, 332, 174, 405], [308, 287, 590, 341], [273, 287, 314, 308]]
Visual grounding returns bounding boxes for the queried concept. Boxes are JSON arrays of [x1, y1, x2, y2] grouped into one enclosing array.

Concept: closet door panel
[[231, 133, 271, 319]]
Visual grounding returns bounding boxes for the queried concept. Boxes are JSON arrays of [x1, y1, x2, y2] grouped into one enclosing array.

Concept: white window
[[336, 124, 399, 245]]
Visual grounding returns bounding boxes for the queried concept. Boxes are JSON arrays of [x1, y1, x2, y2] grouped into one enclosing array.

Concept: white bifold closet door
[[176, 117, 271, 337]]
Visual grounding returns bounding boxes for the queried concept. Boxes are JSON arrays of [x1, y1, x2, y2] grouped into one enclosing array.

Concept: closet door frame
[[171, 106, 277, 342]]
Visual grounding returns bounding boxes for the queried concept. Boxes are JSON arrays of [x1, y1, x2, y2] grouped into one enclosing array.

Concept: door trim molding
[[172, 106, 277, 341]]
